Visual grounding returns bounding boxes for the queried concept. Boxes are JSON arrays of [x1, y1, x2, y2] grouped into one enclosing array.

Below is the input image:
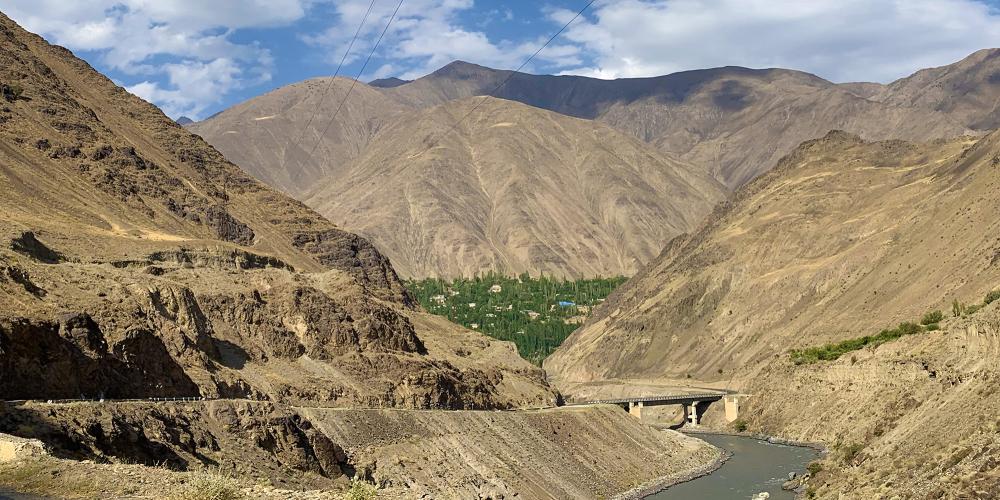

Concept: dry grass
[[166, 472, 246, 500], [0, 458, 103, 498]]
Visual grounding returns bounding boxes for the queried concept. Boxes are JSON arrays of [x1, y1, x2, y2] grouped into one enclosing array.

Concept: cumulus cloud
[[306, 0, 580, 80], [557, 0, 1000, 82], [4, 0, 312, 118]]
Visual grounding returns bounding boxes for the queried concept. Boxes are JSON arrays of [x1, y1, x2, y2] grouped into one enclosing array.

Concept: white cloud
[[306, 0, 580, 80], [557, 0, 1000, 83], [4, 0, 314, 118], [127, 59, 246, 118]]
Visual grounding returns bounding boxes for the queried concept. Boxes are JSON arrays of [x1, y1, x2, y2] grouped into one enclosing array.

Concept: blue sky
[[6, 1, 1000, 120]]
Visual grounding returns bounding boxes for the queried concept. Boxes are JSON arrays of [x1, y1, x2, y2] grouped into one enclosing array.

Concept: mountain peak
[[431, 60, 497, 77], [369, 76, 411, 88]]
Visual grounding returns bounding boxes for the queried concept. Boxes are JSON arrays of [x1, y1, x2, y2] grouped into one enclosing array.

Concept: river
[[0, 490, 48, 500], [649, 433, 819, 500]]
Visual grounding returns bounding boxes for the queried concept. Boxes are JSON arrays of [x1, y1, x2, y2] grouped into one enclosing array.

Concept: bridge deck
[[571, 393, 726, 406]]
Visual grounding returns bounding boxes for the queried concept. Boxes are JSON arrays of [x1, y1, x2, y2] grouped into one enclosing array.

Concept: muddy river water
[[649, 433, 819, 500]]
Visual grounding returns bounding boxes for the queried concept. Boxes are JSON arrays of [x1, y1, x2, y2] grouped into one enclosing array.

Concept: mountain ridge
[[305, 96, 725, 278]]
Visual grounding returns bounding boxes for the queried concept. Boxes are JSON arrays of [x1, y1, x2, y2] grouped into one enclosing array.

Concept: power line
[[305, 0, 405, 160], [433, 0, 598, 144], [283, 0, 377, 167]]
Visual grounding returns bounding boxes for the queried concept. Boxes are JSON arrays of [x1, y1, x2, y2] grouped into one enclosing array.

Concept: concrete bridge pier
[[685, 401, 715, 426], [628, 401, 644, 420], [724, 395, 741, 423]]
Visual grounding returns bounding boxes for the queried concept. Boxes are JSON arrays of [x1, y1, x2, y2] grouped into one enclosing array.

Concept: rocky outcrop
[[0, 401, 346, 487], [292, 229, 413, 304], [0, 314, 200, 400], [201, 284, 424, 360]]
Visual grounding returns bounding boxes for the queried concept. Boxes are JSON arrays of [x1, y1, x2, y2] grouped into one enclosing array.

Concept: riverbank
[[614, 447, 730, 500], [648, 433, 820, 500], [684, 428, 828, 455]]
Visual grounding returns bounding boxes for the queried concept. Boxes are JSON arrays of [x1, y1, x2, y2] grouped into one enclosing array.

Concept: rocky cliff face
[[0, 12, 553, 410]]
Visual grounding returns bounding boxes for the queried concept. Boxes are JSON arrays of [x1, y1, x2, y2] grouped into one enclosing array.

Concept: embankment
[[0, 401, 721, 499]]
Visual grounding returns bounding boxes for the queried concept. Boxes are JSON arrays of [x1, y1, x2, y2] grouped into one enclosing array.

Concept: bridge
[[569, 391, 745, 426]]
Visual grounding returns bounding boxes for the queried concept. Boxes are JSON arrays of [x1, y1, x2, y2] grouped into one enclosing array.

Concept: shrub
[[841, 442, 864, 463], [925, 323, 940, 331], [953, 300, 964, 318], [733, 419, 748, 432], [344, 478, 378, 500], [985, 290, 1000, 306], [168, 474, 244, 500], [806, 461, 823, 475], [1, 83, 23, 102], [966, 304, 982, 316], [921, 310, 944, 325], [790, 320, 927, 364]]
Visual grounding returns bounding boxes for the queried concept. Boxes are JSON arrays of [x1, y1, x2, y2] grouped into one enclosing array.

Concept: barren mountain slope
[[871, 48, 1000, 131], [381, 60, 978, 187], [187, 78, 409, 196], [194, 51, 999, 201], [305, 97, 725, 279], [545, 130, 1000, 390], [0, 12, 553, 409], [738, 301, 1000, 498]]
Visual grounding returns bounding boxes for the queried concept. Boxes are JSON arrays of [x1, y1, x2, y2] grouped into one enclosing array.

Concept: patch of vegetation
[[732, 419, 748, 432], [953, 290, 999, 318], [921, 310, 944, 325], [408, 272, 627, 364], [841, 442, 864, 464], [344, 478, 378, 500], [167, 473, 245, 500], [1, 82, 23, 102], [790, 322, 923, 365], [806, 461, 823, 475]]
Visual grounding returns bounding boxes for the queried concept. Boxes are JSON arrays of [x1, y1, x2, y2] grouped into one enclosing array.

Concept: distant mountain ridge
[[369, 76, 411, 88], [190, 49, 1000, 279]]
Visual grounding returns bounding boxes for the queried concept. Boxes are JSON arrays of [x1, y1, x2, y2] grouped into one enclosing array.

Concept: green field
[[407, 273, 628, 364]]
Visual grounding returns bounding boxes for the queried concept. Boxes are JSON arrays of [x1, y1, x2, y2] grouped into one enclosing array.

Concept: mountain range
[[5, 6, 1000, 498], [191, 49, 1000, 278], [303, 96, 724, 278]]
